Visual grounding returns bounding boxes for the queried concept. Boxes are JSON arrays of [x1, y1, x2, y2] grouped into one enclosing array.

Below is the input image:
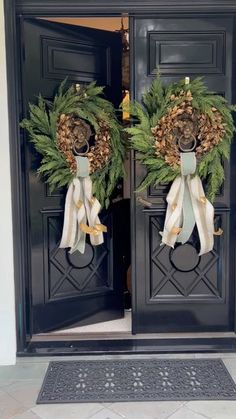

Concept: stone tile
[[15, 354, 197, 364], [186, 401, 236, 419], [0, 362, 48, 384], [16, 357, 90, 364], [16, 356, 125, 364], [166, 405, 209, 419], [12, 410, 41, 419], [110, 401, 184, 419], [194, 353, 236, 360], [3, 379, 42, 408], [222, 358, 236, 383], [13, 353, 236, 366], [0, 379, 17, 388], [89, 407, 124, 419], [0, 389, 27, 419], [31, 403, 104, 419]]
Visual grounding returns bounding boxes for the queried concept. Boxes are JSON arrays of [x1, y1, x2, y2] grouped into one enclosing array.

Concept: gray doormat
[[37, 358, 236, 403]]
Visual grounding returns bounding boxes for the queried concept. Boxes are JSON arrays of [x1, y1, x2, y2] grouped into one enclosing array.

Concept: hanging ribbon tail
[[161, 152, 215, 256], [70, 178, 87, 254], [59, 178, 87, 254], [59, 156, 106, 254], [188, 176, 214, 256], [160, 177, 185, 248], [83, 176, 105, 246], [59, 182, 77, 249]]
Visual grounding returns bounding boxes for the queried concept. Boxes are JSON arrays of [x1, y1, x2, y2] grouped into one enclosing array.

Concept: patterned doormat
[[37, 359, 236, 403]]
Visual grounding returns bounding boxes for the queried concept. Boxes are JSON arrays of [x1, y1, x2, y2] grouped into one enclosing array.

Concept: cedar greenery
[[126, 76, 236, 202], [21, 80, 125, 208]]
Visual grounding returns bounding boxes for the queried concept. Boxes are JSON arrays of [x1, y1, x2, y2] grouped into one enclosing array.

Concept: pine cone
[[88, 126, 111, 173], [152, 101, 225, 166], [56, 113, 91, 174], [196, 111, 224, 156]]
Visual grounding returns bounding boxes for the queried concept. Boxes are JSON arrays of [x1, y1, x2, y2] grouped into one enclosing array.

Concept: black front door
[[132, 16, 235, 333], [21, 18, 123, 333]]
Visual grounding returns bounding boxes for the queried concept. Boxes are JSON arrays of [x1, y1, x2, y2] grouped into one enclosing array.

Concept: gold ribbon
[[80, 222, 107, 236]]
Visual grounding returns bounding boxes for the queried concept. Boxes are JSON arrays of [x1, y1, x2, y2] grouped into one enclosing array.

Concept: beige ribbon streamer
[[82, 176, 104, 247], [161, 154, 215, 255], [188, 176, 214, 255], [59, 157, 106, 254]]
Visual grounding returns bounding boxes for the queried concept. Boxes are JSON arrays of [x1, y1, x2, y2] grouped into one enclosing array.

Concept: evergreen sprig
[[126, 75, 236, 202], [21, 80, 125, 208]]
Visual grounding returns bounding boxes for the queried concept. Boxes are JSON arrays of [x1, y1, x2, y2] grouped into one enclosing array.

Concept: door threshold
[[32, 331, 236, 342], [21, 333, 236, 356]]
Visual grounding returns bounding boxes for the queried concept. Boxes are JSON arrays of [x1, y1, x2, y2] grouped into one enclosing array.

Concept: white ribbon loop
[[59, 156, 106, 254], [161, 152, 215, 256]]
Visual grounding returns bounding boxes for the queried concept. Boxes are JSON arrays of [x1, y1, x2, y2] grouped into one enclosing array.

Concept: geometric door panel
[[132, 16, 234, 333], [148, 214, 227, 302], [42, 211, 111, 303]]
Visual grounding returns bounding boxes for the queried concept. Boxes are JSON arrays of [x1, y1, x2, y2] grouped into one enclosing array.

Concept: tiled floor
[[1, 353, 236, 419]]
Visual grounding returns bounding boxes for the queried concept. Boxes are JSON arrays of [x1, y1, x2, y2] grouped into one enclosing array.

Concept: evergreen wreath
[[126, 76, 236, 202], [21, 80, 125, 208]]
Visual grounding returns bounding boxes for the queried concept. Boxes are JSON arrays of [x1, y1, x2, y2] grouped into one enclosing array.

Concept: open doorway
[[20, 16, 132, 339]]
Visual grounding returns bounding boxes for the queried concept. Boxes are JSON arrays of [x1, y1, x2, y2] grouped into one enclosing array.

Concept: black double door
[[132, 16, 236, 333], [21, 15, 236, 336], [21, 18, 124, 333]]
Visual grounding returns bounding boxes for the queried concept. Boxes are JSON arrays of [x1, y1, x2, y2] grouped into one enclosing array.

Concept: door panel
[[22, 18, 122, 107], [21, 18, 123, 333], [132, 16, 234, 333]]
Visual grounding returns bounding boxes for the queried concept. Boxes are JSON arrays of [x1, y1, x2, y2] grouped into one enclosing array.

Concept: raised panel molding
[[41, 210, 111, 302], [148, 183, 169, 198], [148, 177, 225, 202], [15, 0, 236, 15], [42, 37, 111, 84], [146, 212, 228, 303], [45, 183, 65, 198], [148, 32, 225, 76]]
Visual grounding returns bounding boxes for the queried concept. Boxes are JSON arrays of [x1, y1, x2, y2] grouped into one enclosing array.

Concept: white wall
[[0, 0, 16, 365]]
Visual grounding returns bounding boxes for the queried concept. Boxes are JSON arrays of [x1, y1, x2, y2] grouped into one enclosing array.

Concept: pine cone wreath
[[152, 98, 226, 166], [87, 125, 111, 173], [56, 113, 91, 174], [56, 115, 112, 174], [195, 109, 226, 158]]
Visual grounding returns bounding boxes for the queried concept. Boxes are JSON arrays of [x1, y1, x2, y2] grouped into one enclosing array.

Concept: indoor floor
[[1, 353, 236, 419], [50, 310, 132, 335]]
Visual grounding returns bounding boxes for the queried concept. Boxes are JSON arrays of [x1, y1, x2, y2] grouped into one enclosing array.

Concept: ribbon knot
[[161, 152, 215, 256], [59, 156, 106, 254]]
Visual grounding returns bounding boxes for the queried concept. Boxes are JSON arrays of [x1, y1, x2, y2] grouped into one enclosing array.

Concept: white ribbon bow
[[59, 156, 106, 254], [161, 152, 215, 256]]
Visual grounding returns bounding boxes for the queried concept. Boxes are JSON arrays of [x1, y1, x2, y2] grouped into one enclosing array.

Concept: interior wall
[[42, 17, 128, 31], [0, 0, 16, 365]]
